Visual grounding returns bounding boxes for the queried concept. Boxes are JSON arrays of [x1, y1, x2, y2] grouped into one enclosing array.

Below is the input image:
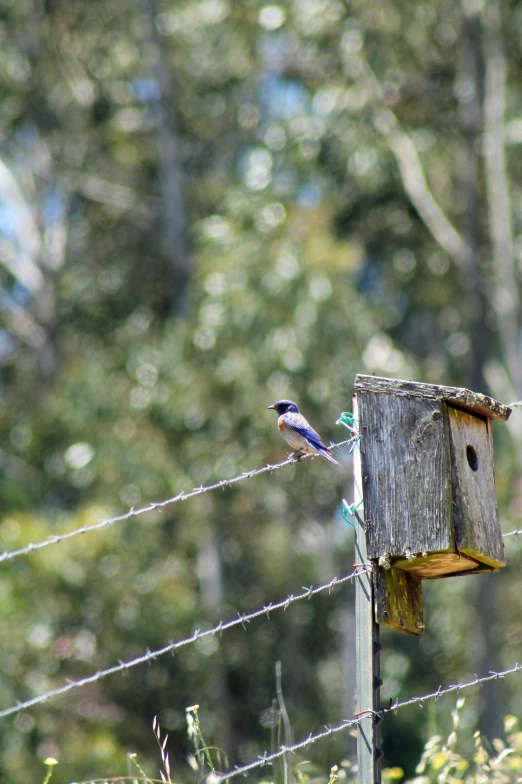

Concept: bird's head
[[267, 399, 300, 415]]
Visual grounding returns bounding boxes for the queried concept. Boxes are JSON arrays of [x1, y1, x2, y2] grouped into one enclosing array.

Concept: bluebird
[[267, 400, 339, 466]]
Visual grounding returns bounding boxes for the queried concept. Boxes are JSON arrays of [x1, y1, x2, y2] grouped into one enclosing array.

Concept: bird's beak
[[267, 404, 276, 410]]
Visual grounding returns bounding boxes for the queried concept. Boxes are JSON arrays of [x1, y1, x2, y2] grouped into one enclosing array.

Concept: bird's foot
[[290, 450, 304, 462]]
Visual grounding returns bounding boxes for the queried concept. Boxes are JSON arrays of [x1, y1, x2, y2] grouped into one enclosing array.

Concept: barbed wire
[[0, 569, 367, 720], [387, 662, 521, 712], [212, 661, 522, 783], [502, 528, 522, 538], [211, 717, 363, 783], [0, 438, 356, 567]]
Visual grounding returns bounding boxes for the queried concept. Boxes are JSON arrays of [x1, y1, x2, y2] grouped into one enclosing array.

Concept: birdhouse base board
[[394, 551, 481, 579], [457, 547, 505, 570]]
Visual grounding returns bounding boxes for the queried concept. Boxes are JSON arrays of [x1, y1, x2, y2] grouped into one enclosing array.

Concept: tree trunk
[[141, 0, 193, 315]]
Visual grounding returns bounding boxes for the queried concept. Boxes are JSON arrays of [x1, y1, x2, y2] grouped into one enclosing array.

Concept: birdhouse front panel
[[447, 405, 504, 568]]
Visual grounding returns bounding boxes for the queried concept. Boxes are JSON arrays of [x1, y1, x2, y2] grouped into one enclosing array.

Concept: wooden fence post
[[353, 394, 382, 784]]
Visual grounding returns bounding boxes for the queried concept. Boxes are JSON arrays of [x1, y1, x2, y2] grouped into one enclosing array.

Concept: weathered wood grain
[[355, 375, 511, 421], [447, 405, 505, 567], [358, 392, 454, 559], [374, 567, 424, 636]]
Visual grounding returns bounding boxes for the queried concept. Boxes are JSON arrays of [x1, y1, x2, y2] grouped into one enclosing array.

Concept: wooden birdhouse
[[354, 375, 511, 636]]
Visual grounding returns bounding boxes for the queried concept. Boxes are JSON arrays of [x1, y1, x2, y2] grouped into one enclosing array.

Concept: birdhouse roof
[[355, 375, 511, 421]]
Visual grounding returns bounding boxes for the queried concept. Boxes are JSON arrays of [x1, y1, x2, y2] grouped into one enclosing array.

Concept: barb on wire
[[0, 568, 367, 720], [0, 438, 356, 567], [211, 661, 522, 783]]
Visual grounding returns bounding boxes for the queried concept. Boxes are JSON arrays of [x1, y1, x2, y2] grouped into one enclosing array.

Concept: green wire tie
[[336, 412, 362, 526], [342, 498, 363, 527], [336, 411, 360, 453]]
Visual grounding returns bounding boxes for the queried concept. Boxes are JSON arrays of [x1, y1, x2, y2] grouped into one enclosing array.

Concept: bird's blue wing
[[281, 412, 325, 449]]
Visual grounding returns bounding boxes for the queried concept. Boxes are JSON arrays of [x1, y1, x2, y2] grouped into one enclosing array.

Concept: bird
[[267, 399, 339, 466]]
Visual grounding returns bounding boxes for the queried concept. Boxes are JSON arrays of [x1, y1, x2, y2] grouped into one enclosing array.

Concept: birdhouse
[[354, 374, 511, 635]]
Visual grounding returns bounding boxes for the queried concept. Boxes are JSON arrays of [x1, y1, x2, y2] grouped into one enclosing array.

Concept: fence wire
[[212, 662, 522, 783], [0, 569, 367, 720], [502, 527, 522, 538], [0, 439, 355, 566]]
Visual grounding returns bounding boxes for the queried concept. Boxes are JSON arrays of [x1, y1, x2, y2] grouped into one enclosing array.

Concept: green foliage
[[31, 706, 522, 784], [403, 710, 522, 784]]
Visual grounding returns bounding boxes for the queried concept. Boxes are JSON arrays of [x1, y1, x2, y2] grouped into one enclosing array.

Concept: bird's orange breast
[[278, 417, 309, 451]]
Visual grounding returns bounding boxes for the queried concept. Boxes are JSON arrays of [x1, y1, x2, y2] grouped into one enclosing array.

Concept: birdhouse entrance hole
[[467, 445, 478, 471]]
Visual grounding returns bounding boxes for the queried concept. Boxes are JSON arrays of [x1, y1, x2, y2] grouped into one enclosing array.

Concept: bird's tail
[[318, 446, 340, 466]]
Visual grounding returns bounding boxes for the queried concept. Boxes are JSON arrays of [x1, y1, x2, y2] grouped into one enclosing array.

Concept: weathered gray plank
[[374, 567, 424, 636], [447, 405, 505, 567], [355, 375, 511, 421], [358, 392, 454, 559]]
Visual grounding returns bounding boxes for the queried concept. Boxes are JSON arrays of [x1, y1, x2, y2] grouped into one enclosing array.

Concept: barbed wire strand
[[0, 438, 356, 567], [0, 569, 367, 720], [502, 528, 522, 538], [212, 717, 363, 783], [212, 661, 522, 783]]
